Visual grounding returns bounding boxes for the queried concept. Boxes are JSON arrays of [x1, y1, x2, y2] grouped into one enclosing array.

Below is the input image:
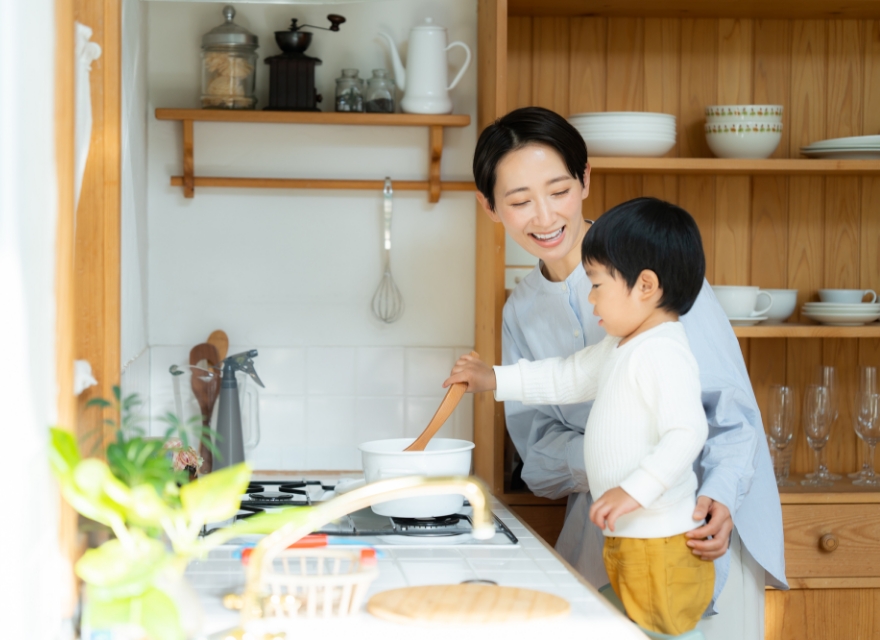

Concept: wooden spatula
[[404, 351, 477, 452], [207, 329, 229, 362], [190, 342, 221, 474]]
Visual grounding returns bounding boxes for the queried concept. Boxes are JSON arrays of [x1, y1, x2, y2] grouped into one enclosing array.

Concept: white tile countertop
[[187, 493, 648, 639]]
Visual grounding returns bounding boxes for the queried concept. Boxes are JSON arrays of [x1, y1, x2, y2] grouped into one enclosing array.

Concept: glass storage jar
[[335, 69, 364, 112], [201, 5, 259, 109], [364, 69, 395, 113]]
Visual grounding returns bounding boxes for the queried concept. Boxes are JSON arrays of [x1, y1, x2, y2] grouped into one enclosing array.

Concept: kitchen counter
[[187, 492, 647, 639]]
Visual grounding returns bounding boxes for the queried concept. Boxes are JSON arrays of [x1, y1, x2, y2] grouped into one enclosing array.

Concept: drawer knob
[[819, 533, 838, 552]]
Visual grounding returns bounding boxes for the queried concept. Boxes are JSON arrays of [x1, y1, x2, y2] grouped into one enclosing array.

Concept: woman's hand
[[589, 487, 640, 532], [685, 496, 733, 561], [443, 352, 497, 393]]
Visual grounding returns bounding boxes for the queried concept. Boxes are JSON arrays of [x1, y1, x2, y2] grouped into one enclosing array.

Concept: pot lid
[[202, 5, 258, 48], [412, 17, 446, 31]]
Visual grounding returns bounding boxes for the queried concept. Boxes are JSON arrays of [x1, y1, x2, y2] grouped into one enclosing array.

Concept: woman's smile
[[529, 225, 566, 248]]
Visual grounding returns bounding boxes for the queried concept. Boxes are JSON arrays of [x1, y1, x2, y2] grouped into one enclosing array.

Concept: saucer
[[728, 316, 768, 326]]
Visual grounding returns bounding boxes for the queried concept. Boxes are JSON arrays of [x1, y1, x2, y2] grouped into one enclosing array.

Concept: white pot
[[358, 438, 474, 517]]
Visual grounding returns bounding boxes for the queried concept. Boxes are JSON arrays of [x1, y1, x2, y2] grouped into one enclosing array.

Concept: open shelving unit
[[154, 108, 472, 202]]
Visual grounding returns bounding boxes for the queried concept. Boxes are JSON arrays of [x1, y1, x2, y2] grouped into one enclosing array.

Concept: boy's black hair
[[581, 197, 706, 315], [473, 106, 588, 211]]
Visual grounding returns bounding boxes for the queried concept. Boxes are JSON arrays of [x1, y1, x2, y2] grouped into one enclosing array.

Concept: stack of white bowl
[[802, 289, 880, 326], [704, 105, 783, 159], [568, 112, 676, 157]]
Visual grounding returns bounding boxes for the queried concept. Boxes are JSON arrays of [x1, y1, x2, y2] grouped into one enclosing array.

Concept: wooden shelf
[[154, 108, 472, 202], [732, 323, 880, 338], [779, 476, 880, 504], [154, 109, 471, 128], [589, 157, 880, 176], [508, 0, 880, 18]]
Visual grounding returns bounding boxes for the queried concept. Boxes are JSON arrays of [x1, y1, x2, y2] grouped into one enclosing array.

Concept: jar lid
[[202, 5, 258, 48]]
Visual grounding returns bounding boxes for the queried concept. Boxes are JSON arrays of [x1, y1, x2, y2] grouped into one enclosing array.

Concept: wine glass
[[805, 366, 841, 481], [801, 384, 834, 487], [767, 385, 796, 486], [850, 367, 877, 480], [853, 368, 880, 487]]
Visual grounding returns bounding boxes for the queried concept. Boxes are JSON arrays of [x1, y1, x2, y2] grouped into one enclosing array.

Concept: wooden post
[[428, 125, 443, 203], [474, 0, 508, 493], [183, 119, 195, 198]]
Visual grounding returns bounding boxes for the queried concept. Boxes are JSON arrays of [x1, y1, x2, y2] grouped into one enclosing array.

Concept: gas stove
[[215, 478, 519, 547]]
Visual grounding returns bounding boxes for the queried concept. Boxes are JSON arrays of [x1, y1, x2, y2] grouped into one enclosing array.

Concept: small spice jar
[[364, 69, 395, 113], [201, 5, 259, 109], [335, 68, 364, 112]]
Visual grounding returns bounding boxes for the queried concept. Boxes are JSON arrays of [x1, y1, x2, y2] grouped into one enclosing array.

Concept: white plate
[[803, 303, 880, 311], [569, 111, 675, 120], [728, 316, 768, 326], [803, 311, 880, 325], [800, 148, 880, 160], [802, 135, 880, 149], [575, 135, 676, 157]]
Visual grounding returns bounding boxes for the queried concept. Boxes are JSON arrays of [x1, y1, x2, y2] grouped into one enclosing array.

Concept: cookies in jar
[[201, 5, 258, 109]]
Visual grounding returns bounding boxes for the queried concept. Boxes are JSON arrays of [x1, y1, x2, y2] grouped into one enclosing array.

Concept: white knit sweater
[[494, 322, 708, 538]]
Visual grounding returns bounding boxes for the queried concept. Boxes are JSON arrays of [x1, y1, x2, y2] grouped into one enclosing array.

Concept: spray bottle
[[213, 349, 264, 471]]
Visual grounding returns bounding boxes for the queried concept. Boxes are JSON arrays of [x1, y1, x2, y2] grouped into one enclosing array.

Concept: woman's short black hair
[[473, 106, 588, 210], [581, 197, 706, 315]]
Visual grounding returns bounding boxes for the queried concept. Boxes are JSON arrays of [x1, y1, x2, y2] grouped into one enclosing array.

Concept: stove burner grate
[[391, 514, 462, 529]]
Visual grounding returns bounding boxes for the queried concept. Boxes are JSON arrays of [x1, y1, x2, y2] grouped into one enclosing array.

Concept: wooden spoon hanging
[[190, 342, 221, 474], [207, 329, 229, 362], [404, 351, 477, 452]]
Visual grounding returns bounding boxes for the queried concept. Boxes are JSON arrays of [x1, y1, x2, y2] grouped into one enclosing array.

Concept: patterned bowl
[[705, 122, 782, 158], [705, 104, 783, 123]]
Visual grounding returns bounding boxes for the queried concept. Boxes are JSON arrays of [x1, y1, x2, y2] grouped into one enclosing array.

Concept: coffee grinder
[[265, 14, 346, 111]]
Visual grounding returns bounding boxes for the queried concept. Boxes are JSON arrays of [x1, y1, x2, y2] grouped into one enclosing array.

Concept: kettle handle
[[445, 41, 472, 91]]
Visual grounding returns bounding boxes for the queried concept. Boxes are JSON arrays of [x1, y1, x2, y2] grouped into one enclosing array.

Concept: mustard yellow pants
[[603, 534, 715, 636]]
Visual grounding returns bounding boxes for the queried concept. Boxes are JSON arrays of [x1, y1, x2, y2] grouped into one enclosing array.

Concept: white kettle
[[380, 18, 471, 115]]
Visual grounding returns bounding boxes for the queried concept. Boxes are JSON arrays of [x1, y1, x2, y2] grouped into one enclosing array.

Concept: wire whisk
[[371, 178, 404, 323]]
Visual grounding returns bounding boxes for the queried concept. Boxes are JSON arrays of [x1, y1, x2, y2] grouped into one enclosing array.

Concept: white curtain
[[75, 21, 102, 212], [0, 0, 66, 638]]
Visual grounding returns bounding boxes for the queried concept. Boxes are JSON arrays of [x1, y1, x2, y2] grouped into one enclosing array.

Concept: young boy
[[445, 197, 714, 635]]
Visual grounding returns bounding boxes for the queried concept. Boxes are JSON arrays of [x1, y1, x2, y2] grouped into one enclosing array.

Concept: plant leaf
[[138, 587, 185, 640], [48, 427, 81, 477], [76, 531, 167, 600], [179, 463, 251, 525]]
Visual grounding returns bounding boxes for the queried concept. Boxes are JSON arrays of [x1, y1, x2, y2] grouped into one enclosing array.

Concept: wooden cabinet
[[474, 2, 880, 638]]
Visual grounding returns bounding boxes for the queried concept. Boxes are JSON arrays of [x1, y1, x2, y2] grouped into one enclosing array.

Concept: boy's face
[[585, 261, 655, 338]]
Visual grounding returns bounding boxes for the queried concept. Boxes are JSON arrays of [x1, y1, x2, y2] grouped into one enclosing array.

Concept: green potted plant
[[49, 388, 253, 640]]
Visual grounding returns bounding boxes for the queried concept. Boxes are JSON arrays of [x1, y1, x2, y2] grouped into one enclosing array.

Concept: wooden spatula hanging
[[207, 329, 229, 362], [190, 342, 221, 474], [404, 351, 477, 452]]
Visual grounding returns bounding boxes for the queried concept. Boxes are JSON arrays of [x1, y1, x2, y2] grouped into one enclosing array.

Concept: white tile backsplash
[[255, 347, 305, 395], [356, 347, 405, 396], [306, 396, 357, 445], [148, 344, 473, 471], [405, 348, 455, 396], [355, 397, 405, 442], [306, 347, 356, 396]]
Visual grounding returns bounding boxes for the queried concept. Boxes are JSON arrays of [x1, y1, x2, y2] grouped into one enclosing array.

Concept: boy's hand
[[589, 487, 640, 532], [443, 352, 497, 393]]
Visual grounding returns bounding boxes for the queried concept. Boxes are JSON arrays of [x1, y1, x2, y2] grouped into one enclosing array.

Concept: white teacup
[[711, 285, 773, 318], [818, 288, 877, 304], [760, 289, 798, 324]]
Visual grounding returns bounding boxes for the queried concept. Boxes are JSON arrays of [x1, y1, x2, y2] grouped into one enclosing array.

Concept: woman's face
[[478, 144, 590, 275]]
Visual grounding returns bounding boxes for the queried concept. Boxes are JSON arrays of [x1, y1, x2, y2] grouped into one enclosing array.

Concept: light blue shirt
[[502, 263, 787, 612]]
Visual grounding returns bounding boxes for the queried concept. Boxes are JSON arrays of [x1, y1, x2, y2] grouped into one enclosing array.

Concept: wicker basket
[[258, 547, 379, 618]]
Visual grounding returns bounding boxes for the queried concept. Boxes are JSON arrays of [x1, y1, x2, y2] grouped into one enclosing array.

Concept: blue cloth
[[502, 263, 787, 613]]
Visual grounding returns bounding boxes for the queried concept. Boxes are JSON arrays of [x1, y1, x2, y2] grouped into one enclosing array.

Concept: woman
[[472, 107, 786, 639]]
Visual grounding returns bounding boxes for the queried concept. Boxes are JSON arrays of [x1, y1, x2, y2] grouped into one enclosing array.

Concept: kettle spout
[[379, 32, 406, 91]]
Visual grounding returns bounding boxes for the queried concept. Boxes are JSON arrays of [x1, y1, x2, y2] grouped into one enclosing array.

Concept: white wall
[[143, 0, 478, 469]]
